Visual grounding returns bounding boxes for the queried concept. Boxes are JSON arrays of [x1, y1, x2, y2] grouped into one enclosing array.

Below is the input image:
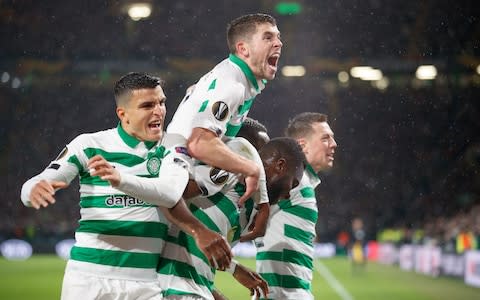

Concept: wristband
[[226, 259, 238, 274]]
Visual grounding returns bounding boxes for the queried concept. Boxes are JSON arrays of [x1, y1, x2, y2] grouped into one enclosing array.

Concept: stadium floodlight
[[416, 65, 437, 80], [281, 65, 306, 77], [337, 71, 349, 83], [350, 66, 383, 81], [128, 3, 152, 21]]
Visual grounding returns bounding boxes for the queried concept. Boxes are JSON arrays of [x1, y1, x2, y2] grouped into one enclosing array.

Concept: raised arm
[[187, 127, 260, 205]]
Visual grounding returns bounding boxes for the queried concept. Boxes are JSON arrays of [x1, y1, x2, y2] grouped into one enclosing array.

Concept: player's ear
[[236, 41, 249, 57], [297, 138, 307, 153], [116, 107, 128, 124], [275, 158, 287, 172]]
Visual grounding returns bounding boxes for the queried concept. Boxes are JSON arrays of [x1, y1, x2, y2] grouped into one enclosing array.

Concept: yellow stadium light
[[337, 71, 349, 83], [350, 66, 383, 81], [128, 3, 152, 21], [281, 65, 306, 77], [415, 65, 437, 80]]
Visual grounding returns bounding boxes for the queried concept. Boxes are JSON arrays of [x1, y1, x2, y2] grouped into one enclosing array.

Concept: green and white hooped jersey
[[25, 125, 170, 281], [158, 138, 268, 299], [167, 54, 266, 141], [255, 165, 320, 300]]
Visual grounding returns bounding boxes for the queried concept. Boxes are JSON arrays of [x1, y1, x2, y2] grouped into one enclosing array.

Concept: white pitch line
[[314, 259, 354, 300]]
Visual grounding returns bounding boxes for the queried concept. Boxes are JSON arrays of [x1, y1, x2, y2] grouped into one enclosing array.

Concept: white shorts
[[61, 270, 163, 300]]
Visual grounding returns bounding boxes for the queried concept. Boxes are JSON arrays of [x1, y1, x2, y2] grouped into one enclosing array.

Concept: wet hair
[[285, 112, 328, 139], [227, 13, 277, 54], [114, 72, 164, 105], [237, 117, 269, 149], [261, 137, 306, 170]]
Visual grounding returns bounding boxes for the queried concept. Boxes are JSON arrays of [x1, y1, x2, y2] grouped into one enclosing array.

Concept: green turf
[[215, 257, 480, 300], [0, 255, 66, 300], [1, 255, 479, 300]]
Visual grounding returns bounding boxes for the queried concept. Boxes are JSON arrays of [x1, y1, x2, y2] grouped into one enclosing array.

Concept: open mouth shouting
[[148, 120, 163, 133], [267, 53, 280, 73]]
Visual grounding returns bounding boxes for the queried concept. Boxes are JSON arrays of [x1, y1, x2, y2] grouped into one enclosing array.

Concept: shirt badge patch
[[147, 157, 161, 176], [211, 101, 229, 121], [209, 167, 229, 185]]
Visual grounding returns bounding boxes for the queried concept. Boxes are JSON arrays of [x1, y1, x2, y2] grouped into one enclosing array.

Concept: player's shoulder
[[208, 76, 245, 100], [226, 137, 258, 160], [161, 132, 187, 149], [226, 137, 254, 151], [69, 128, 116, 146]]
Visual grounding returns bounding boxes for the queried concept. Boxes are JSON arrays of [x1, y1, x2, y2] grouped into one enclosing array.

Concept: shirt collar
[[117, 123, 157, 149], [306, 163, 320, 180], [229, 53, 262, 91]]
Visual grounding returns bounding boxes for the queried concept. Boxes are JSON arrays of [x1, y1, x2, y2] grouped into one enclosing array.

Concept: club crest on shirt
[[211, 101, 229, 121], [147, 156, 161, 176], [209, 167, 229, 185]]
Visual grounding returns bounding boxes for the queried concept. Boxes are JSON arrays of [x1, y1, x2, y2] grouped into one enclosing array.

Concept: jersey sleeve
[[190, 80, 244, 137], [115, 137, 192, 208], [20, 134, 88, 207], [226, 138, 268, 205], [117, 160, 189, 208]]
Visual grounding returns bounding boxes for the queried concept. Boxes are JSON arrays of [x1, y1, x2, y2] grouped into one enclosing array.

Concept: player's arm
[[160, 203, 232, 270], [182, 179, 203, 199], [21, 143, 81, 209], [187, 128, 260, 205], [223, 260, 269, 299], [88, 154, 187, 208], [88, 155, 233, 269], [212, 289, 228, 300], [239, 202, 269, 242]]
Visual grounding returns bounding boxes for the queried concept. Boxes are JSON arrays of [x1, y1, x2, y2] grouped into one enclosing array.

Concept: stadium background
[[1, 0, 479, 298]]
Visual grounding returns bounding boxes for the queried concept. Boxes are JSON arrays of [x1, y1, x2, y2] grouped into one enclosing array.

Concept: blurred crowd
[[376, 203, 480, 253], [1, 1, 477, 62]]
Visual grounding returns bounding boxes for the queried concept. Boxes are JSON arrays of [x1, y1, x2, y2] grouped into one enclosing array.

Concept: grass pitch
[[1, 255, 478, 300]]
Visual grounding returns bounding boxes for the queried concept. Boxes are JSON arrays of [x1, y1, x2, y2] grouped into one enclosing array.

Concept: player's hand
[[233, 264, 269, 299], [239, 215, 263, 242], [239, 203, 269, 242], [238, 165, 260, 207], [87, 155, 121, 187], [239, 228, 263, 242], [192, 227, 232, 270], [29, 180, 68, 209]]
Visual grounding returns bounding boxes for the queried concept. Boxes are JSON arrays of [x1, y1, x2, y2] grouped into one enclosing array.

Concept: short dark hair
[[237, 117, 268, 149], [285, 112, 328, 139], [261, 137, 306, 170], [227, 13, 277, 54], [114, 72, 164, 105]]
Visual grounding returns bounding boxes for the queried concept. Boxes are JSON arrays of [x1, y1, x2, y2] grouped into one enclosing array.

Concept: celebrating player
[[167, 13, 283, 206], [21, 72, 232, 300], [255, 112, 337, 299]]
